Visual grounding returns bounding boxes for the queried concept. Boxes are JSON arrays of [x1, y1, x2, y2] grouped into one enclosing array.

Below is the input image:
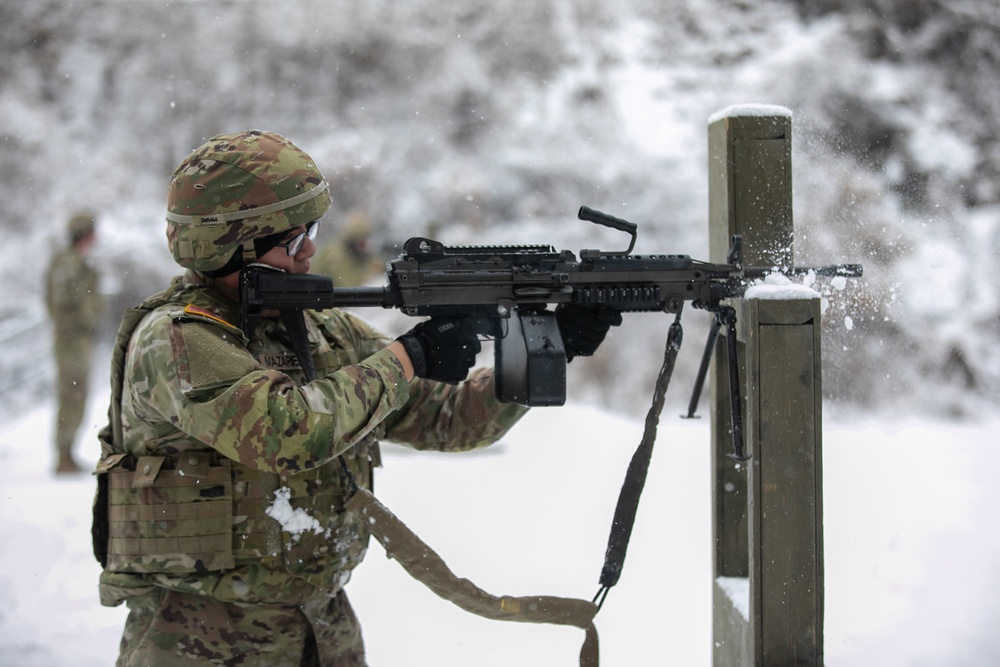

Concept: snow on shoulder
[[744, 273, 821, 300], [708, 103, 793, 124]]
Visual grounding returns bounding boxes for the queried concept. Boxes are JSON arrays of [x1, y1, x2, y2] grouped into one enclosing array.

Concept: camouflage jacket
[[97, 270, 528, 607], [45, 247, 102, 340]]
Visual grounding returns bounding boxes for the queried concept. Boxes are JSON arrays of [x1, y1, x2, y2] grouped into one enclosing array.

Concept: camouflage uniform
[[94, 131, 528, 666], [45, 213, 102, 472]]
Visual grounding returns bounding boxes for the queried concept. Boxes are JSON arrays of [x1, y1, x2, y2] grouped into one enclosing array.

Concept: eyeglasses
[[276, 221, 319, 257]]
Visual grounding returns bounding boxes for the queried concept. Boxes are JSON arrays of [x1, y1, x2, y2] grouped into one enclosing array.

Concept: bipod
[[682, 306, 749, 462]]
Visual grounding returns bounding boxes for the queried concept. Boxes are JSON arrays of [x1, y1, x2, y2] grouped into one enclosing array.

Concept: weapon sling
[[596, 314, 683, 605], [338, 313, 685, 667]]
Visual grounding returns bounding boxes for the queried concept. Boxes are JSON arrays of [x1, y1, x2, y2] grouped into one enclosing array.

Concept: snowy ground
[[1, 387, 999, 666]]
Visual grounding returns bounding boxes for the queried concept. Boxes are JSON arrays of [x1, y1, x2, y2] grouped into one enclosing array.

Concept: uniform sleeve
[[330, 310, 530, 452], [382, 367, 530, 452], [126, 309, 411, 473]]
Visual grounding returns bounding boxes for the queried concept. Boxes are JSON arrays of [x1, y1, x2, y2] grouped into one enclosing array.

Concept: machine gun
[[240, 206, 862, 460]]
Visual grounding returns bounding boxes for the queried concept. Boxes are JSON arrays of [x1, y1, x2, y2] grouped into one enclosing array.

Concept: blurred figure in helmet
[[45, 211, 104, 474], [310, 207, 385, 287], [91, 130, 618, 666]]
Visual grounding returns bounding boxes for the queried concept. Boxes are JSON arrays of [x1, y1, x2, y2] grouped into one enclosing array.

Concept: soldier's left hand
[[556, 304, 622, 361], [397, 317, 481, 383]]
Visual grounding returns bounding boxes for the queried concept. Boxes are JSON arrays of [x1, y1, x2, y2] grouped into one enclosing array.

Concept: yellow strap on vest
[[345, 488, 600, 667]]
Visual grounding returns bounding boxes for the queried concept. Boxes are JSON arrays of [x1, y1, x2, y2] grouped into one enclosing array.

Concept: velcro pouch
[[105, 454, 235, 574]]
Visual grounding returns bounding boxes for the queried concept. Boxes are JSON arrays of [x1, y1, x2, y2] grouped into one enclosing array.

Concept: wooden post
[[707, 105, 824, 666]]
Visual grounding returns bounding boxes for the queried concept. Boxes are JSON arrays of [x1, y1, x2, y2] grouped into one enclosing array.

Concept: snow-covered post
[[708, 105, 824, 666]]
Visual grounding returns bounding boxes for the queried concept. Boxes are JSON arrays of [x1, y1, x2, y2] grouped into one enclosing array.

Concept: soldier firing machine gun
[[240, 206, 862, 462]]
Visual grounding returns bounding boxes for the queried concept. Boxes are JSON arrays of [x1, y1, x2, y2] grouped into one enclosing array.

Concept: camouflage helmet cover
[[166, 130, 332, 272]]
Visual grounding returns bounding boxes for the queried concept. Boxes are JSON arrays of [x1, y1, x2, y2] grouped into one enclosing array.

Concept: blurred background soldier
[[45, 212, 103, 474], [310, 207, 385, 286]]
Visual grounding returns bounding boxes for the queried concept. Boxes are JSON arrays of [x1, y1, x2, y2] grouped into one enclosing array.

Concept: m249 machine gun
[[240, 206, 862, 461]]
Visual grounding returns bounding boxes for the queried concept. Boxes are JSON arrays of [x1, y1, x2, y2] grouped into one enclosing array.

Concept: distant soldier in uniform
[[92, 130, 616, 666], [45, 212, 103, 474], [310, 208, 384, 287]]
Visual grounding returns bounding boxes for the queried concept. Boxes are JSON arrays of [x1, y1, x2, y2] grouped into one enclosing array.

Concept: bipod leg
[[682, 311, 725, 419], [719, 306, 749, 461]]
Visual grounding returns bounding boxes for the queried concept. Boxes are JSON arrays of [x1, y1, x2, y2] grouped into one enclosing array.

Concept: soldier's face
[[257, 224, 317, 274], [76, 231, 96, 255]]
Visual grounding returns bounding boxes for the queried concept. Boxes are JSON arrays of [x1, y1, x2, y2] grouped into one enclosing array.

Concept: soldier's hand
[[397, 318, 481, 383], [556, 304, 622, 361]]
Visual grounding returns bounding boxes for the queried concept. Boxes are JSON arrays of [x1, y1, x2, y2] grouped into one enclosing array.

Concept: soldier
[[310, 208, 384, 287], [45, 211, 103, 474], [92, 130, 617, 666]]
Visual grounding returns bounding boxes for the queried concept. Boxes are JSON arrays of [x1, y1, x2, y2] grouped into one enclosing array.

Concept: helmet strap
[[240, 239, 257, 264]]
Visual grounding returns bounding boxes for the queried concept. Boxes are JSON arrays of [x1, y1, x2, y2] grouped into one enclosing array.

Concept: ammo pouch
[[97, 451, 236, 574], [93, 447, 372, 578]]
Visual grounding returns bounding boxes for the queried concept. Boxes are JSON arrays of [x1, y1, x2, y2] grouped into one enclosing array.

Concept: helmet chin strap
[[241, 239, 257, 264], [245, 261, 285, 273]]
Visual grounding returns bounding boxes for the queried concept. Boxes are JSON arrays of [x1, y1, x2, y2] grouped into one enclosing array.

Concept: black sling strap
[[595, 313, 683, 607]]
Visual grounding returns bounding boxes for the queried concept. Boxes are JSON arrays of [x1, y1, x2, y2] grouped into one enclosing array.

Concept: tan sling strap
[[346, 487, 600, 667]]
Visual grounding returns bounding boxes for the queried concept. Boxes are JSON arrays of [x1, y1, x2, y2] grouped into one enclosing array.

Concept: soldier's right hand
[[397, 318, 481, 384]]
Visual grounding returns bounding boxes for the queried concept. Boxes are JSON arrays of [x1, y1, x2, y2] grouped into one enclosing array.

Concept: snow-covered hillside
[[2, 0, 998, 418]]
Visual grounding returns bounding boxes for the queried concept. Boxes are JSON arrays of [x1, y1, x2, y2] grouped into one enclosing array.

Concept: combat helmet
[[166, 130, 332, 274], [67, 212, 96, 244]]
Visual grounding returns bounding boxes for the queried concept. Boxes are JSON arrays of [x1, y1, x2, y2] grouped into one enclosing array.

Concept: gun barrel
[[745, 263, 864, 279], [811, 263, 863, 277]]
